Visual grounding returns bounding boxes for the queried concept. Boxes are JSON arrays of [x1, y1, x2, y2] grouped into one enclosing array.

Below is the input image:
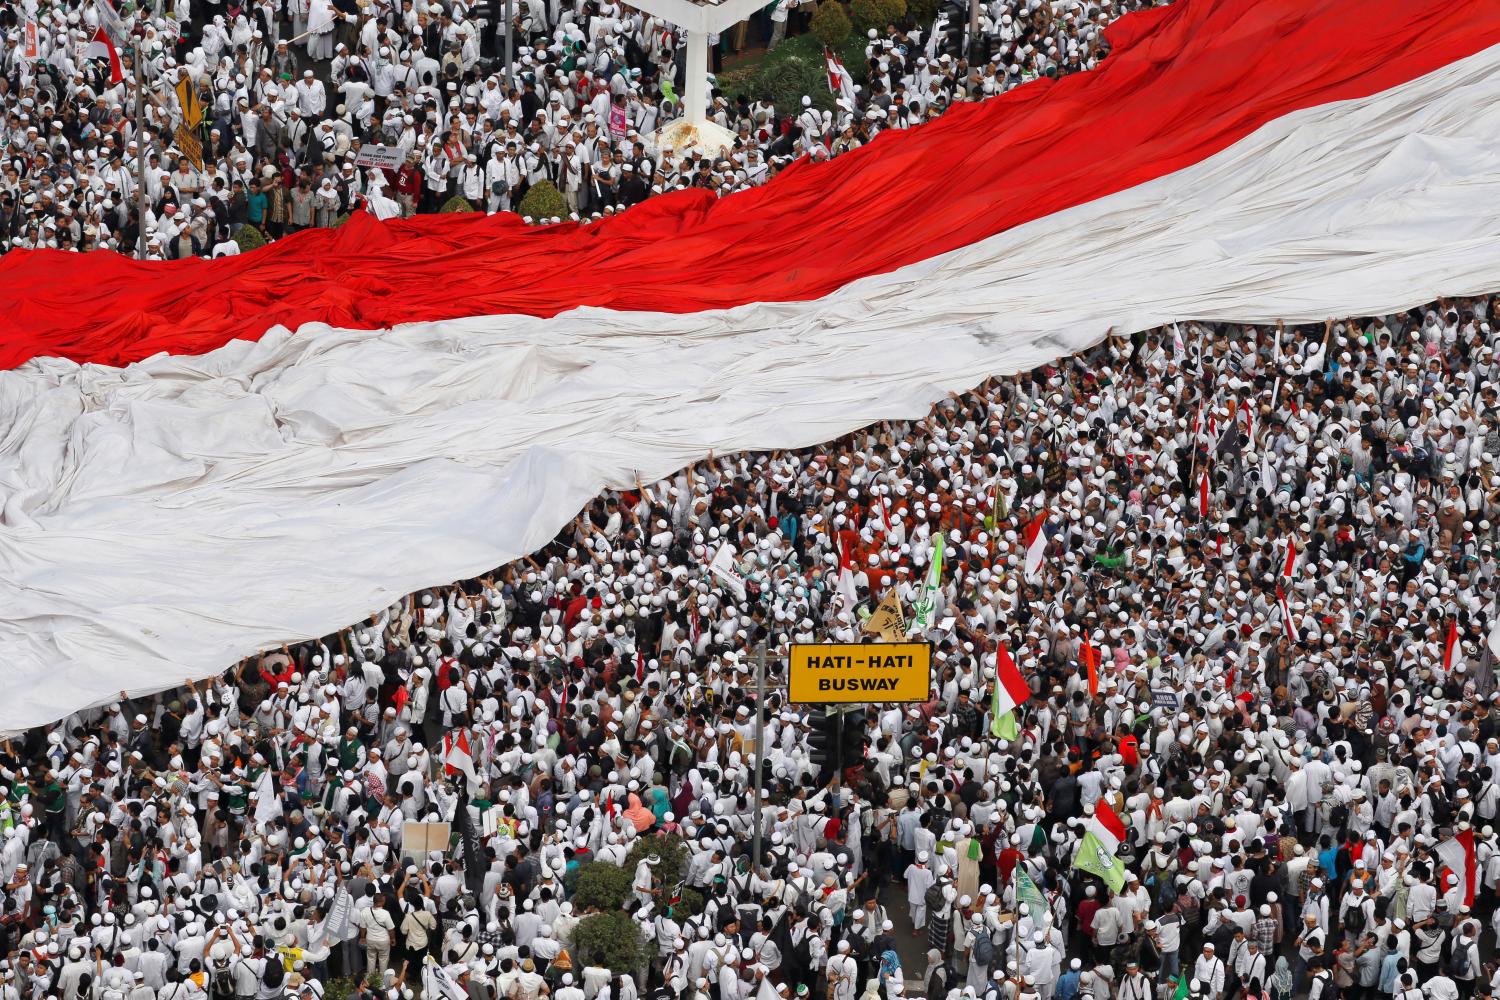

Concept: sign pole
[[503, 0, 514, 90], [751, 641, 767, 873], [134, 43, 149, 260], [835, 708, 844, 781]]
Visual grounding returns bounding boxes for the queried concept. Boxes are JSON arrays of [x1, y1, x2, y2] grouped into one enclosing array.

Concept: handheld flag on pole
[[1016, 868, 1048, 920], [836, 534, 860, 612], [863, 589, 907, 642], [1276, 586, 1299, 643], [442, 729, 480, 791], [1022, 509, 1049, 583], [88, 27, 125, 84], [991, 641, 1029, 739], [1198, 470, 1210, 519], [1444, 618, 1460, 673], [1080, 633, 1100, 698], [1072, 799, 1128, 892], [823, 47, 857, 108], [909, 533, 944, 634]]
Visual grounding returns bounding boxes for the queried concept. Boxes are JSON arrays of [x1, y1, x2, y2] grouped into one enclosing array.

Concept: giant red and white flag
[[3, 0, 1500, 731]]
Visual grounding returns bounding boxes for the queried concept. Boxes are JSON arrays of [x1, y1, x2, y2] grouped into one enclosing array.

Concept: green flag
[[661, 79, 677, 103], [1016, 868, 1047, 919], [992, 707, 1018, 740], [909, 534, 944, 634], [1171, 977, 1191, 1000], [1072, 829, 1126, 892]]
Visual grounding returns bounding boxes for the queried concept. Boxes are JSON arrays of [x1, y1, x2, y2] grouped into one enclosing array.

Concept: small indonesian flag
[[1435, 826, 1476, 907], [1080, 633, 1100, 698], [1198, 470, 1210, 518], [1444, 618, 1460, 673], [992, 641, 1031, 718], [1073, 799, 1128, 891], [836, 534, 859, 611], [443, 729, 479, 788], [824, 47, 857, 108], [1087, 799, 1127, 855], [1023, 508, 1049, 583], [1283, 539, 1298, 581], [1277, 585, 1299, 643], [88, 27, 124, 84]]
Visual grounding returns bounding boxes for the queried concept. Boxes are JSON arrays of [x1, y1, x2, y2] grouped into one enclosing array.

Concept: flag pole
[[751, 640, 767, 874], [133, 39, 149, 260]]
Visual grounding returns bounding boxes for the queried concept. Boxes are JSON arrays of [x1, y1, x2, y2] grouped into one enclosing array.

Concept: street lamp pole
[[134, 42, 150, 260]]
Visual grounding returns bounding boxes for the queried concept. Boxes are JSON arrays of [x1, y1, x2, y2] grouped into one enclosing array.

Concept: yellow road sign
[[788, 641, 932, 704]]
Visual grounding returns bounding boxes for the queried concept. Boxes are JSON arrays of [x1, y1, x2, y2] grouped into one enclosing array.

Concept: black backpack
[[262, 957, 285, 991], [212, 962, 235, 998]]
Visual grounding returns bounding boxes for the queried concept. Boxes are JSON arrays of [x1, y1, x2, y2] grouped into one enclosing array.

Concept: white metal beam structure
[[639, 0, 765, 126]]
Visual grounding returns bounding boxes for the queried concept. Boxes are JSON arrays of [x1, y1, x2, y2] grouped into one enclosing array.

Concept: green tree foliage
[[517, 179, 570, 222], [810, 0, 852, 49]]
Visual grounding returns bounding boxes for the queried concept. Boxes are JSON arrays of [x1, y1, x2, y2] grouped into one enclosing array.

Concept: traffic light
[[808, 709, 839, 785], [840, 708, 869, 782]]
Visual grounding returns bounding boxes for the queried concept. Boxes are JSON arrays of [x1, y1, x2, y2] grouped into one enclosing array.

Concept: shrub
[[571, 862, 634, 912], [440, 195, 475, 212], [323, 978, 360, 1000], [850, 0, 903, 31], [810, 0, 852, 48], [625, 832, 689, 890], [906, 0, 939, 27], [674, 887, 706, 920], [516, 179, 569, 222], [749, 49, 835, 112], [233, 224, 267, 253], [572, 911, 646, 973]]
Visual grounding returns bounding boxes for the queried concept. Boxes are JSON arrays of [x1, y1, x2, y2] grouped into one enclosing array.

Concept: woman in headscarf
[[623, 793, 655, 833], [1269, 957, 1294, 1000]]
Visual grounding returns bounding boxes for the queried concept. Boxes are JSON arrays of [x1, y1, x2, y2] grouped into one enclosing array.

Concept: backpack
[[262, 957, 285, 991], [972, 931, 995, 966], [212, 960, 235, 998], [1343, 901, 1365, 935], [1448, 944, 1471, 979]]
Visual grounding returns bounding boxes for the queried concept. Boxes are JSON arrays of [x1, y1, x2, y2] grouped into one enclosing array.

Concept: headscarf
[[1271, 958, 1293, 997]]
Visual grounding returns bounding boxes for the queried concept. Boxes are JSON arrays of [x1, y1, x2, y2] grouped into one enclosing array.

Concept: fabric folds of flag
[[910, 534, 945, 634], [6, 0, 1500, 730], [824, 47, 857, 108], [1016, 868, 1048, 919], [87, 28, 124, 84], [1444, 618, 1460, 672], [1277, 587, 1300, 644], [1080, 634, 1100, 698], [1022, 509, 1050, 583], [442, 730, 479, 789], [991, 641, 1030, 739], [1435, 826, 1476, 907], [1073, 800, 1129, 891]]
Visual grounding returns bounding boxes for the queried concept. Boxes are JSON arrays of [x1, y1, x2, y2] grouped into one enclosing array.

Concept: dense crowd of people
[[5, 295, 1500, 1000], [0, 0, 1133, 254]]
